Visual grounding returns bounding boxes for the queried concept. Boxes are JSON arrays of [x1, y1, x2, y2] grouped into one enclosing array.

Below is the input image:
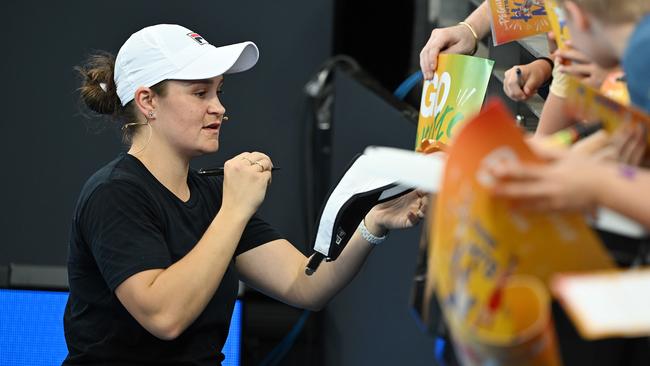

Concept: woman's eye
[[194, 91, 206, 97], [217, 89, 224, 95]]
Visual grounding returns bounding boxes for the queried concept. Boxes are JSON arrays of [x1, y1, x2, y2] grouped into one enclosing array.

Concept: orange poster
[[488, 0, 552, 45], [599, 70, 630, 106], [426, 98, 615, 365], [415, 54, 494, 152], [545, 0, 571, 50], [566, 76, 649, 143]]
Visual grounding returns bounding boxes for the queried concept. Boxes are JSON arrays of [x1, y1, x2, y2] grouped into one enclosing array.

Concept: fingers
[[558, 63, 592, 78], [571, 130, 611, 156], [228, 152, 275, 187], [494, 180, 546, 198], [419, 191, 430, 211], [617, 124, 647, 165], [407, 211, 420, 225], [491, 162, 546, 182], [591, 145, 619, 162], [546, 31, 558, 54], [628, 131, 647, 166], [420, 26, 470, 80], [414, 192, 427, 218], [572, 126, 646, 165], [526, 137, 568, 161], [503, 63, 546, 100], [555, 48, 590, 64], [555, 48, 608, 88], [420, 30, 443, 80], [523, 71, 543, 97], [420, 32, 446, 80], [503, 66, 527, 101], [419, 47, 435, 81], [240, 152, 274, 172], [395, 190, 430, 227]]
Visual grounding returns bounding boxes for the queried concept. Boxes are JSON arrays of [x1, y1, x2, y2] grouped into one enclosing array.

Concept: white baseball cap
[[114, 24, 259, 106]]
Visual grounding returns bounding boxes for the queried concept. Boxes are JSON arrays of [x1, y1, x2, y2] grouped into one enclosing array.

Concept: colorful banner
[[425, 99, 615, 365], [415, 54, 494, 151], [545, 0, 571, 50], [488, 0, 552, 46], [566, 76, 649, 144]]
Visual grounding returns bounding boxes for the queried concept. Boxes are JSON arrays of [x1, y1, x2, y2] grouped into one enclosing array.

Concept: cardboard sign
[[488, 0, 552, 45], [545, 0, 571, 50], [425, 99, 615, 364], [566, 76, 649, 143], [415, 54, 494, 151]]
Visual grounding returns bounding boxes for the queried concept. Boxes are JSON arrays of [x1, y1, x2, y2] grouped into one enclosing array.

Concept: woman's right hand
[[221, 151, 274, 220]]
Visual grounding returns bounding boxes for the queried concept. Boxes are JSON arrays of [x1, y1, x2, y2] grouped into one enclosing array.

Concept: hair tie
[[99, 82, 108, 92]]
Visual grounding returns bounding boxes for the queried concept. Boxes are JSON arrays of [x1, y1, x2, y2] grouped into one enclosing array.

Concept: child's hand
[[555, 41, 610, 89], [503, 59, 553, 101]]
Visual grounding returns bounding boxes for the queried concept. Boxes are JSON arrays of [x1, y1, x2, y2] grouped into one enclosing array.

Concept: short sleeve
[[204, 175, 284, 256], [80, 181, 172, 291], [622, 15, 650, 112], [235, 214, 284, 256]]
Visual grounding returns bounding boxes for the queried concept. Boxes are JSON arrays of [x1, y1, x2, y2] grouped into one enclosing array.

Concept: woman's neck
[[128, 139, 192, 202]]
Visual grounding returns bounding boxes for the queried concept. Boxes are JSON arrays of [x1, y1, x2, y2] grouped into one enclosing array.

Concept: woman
[[63, 24, 427, 365]]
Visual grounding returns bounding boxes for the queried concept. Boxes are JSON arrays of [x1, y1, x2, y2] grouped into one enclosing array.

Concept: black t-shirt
[[63, 153, 282, 365]]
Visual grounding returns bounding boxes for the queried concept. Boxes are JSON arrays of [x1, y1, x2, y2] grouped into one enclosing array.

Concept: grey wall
[[0, 0, 332, 265], [1, 2, 439, 365], [323, 71, 436, 366]]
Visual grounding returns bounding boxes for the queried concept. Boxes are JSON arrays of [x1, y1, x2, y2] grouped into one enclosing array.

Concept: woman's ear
[[564, 1, 591, 32], [133, 86, 156, 118]]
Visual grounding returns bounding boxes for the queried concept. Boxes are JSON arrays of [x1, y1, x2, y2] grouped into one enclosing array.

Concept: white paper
[[553, 269, 650, 339], [361, 146, 446, 193], [591, 208, 649, 239], [313, 155, 406, 257]]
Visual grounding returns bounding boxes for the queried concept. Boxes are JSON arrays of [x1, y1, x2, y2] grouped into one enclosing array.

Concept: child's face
[[564, 1, 620, 68]]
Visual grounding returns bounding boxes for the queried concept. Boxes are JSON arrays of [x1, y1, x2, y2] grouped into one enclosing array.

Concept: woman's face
[[153, 76, 226, 157]]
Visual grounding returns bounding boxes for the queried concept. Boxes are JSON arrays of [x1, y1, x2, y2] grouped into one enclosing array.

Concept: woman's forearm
[[290, 229, 376, 311]]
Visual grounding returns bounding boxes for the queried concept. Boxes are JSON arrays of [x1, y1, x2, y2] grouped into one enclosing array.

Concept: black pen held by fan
[[197, 167, 281, 176]]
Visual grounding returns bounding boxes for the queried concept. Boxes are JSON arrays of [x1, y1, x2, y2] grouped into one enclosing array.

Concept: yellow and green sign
[[416, 54, 494, 151]]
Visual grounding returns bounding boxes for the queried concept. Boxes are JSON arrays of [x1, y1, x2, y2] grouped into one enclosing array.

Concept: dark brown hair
[[75, 51, 167, 142]]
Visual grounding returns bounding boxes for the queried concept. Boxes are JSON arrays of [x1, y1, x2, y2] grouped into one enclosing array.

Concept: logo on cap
[[187, 32, 208, 45]]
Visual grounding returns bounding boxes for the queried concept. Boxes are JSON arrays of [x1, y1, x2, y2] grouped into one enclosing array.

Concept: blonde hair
[[558, 0, 650, 24]]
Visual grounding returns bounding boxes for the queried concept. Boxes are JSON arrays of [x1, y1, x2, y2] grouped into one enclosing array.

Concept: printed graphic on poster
[[488, 0, 552, 45], [599, 70, 630, 106], [566, 76, 649, 143], [415, 54, 494, 152], [545, 0, 571, 49], [424, 99, 615, 365]]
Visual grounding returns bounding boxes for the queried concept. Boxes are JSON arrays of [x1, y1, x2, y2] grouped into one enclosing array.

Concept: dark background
[[0, 0, 333, 264], [1, 0, 437, 365]]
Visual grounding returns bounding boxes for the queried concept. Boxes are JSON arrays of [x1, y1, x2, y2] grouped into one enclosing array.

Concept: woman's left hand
[[365, 190, 429, 234]]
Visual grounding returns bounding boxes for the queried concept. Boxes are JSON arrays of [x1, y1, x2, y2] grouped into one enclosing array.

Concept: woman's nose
[[208, 97, 225, 115]]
